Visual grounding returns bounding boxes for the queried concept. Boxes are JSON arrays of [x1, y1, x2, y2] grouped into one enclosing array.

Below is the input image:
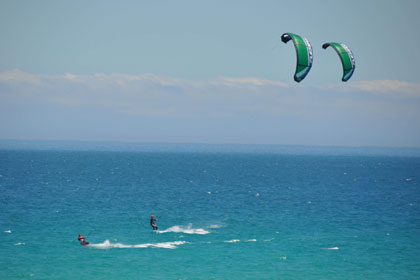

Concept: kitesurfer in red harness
[[78, 233, 89, 246]]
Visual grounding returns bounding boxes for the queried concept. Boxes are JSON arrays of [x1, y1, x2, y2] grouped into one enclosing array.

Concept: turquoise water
[[1, 143, 420, 279]]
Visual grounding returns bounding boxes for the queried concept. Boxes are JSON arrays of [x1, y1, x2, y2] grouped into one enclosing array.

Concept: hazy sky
[[1, 0, 419, 147]]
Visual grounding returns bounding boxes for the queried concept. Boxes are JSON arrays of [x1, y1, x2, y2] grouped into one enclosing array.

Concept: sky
[[0, 0, 419, 147]]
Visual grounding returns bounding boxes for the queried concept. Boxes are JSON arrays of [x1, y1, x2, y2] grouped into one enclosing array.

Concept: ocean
[[1, 141, 419, 279]]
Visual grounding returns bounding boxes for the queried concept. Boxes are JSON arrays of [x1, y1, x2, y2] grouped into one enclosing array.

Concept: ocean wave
[[326, 247, 339, 250], [207, 224, 222, 229], [156, 224, 210, 235], [4, 230, 12, 233], [224, 239, 240, 243], [224, 239, 257, 243], [88, 240, 187, 249]]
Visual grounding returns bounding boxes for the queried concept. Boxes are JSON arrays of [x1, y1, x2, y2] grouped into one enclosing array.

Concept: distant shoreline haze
[[0, 139, 419, 157]]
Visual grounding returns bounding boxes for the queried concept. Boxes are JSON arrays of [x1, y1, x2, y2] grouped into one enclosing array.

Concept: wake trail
[[87, 240, 187, 249], [156, 224, 210, 235]]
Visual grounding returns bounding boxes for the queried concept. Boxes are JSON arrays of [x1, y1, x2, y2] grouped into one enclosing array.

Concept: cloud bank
[[1, 70, 419, 147]]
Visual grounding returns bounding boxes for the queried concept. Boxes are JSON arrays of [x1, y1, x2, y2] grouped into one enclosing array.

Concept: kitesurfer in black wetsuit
[[150, 215, 158, 230]]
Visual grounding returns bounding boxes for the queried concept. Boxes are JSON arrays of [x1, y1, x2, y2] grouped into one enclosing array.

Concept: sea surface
[[1, 141, 420, 279]]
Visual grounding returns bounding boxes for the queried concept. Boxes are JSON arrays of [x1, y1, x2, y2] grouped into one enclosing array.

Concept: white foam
[[207, 224, 222, 229], [246, 239, 257, 242], [133, 241, 186, 249], [88, 240, 187, 250], [4, 230, 11, 233], [157, 224, 210, 235], [14, 242, 25, 246], [224, 239, 240, 243], [327, 247, 339, 250]]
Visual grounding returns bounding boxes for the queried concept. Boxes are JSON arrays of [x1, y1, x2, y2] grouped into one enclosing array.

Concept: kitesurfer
[[78, 233, 89, 246], [150, 215, 158, 230]]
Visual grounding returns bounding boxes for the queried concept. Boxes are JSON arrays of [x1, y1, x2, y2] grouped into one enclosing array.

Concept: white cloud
[[1, 70, 419, 120], [1, 70, 419, 146], [209, 77, 289, 88], [0, 70, 298, 118], [349, 80, 420, 98], [0, 69, 42, 84]]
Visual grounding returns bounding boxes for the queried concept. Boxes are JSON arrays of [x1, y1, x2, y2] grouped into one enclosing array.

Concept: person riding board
[[78, 233, 89, 246], [150, 215, 158, 230]]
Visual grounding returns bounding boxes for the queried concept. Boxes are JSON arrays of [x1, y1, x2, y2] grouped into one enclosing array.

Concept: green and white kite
[[322, 42, 356, 82], [281, 33, 313, 83]]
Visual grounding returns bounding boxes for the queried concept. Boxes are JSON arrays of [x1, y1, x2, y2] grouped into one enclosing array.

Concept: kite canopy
[[322, 42, 355, 82], [281, 33, 313, 83]]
